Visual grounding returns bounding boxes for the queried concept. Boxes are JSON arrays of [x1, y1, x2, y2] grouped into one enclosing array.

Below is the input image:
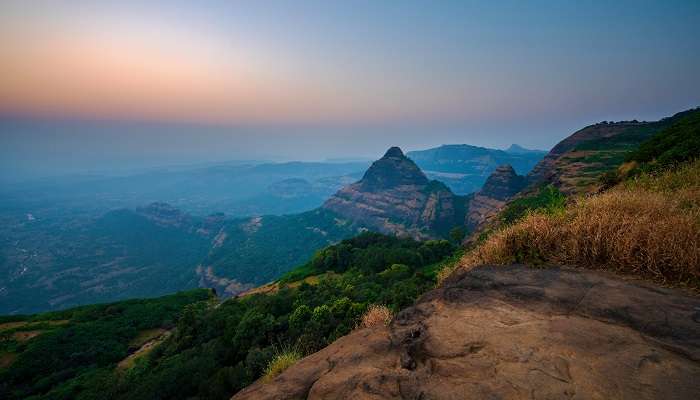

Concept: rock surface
[[233, 265, 700, 400], [465, 165, 525, 230], [479, 165, 526, 201], [323, 147, 467, 239]]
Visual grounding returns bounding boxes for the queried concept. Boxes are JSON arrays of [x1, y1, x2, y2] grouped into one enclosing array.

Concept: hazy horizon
[[2, 0, 699, 181]]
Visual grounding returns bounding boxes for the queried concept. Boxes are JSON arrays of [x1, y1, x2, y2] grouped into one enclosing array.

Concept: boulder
[[233, 265, 700, 400]]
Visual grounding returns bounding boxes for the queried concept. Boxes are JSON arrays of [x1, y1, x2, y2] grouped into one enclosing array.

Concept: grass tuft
[[357, 304, 393, 329], [263, 346, 302, 382]]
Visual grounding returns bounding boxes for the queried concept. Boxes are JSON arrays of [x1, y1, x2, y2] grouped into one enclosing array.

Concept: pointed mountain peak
[[358, 147, 428, 191], [383, 146, 405, 158], [479, 164, 526, 201], [506, 144, 526, 153]]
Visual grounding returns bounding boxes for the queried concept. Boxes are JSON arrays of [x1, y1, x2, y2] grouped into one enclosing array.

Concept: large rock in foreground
[[233, 265, 700, 400]]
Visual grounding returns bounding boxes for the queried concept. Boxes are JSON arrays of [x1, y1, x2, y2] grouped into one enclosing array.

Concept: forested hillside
[[0, 233, 460, 400]]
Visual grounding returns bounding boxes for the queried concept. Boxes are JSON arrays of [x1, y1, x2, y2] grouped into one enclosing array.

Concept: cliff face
[[233, 265, 700, 400], [322, 147, 467, 239], [524, 116, 681, 195], [466, 165, 525, 230], [479, 164, 526, 201], [526, 122, 644, 192]]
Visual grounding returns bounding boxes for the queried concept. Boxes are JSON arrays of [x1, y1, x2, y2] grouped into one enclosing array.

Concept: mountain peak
[[506, 144, 546, 155], [359, 147, 428, 191], [383, 146, 405, 158], [479, 164, 526, 201], [322, 146, 466, 239]]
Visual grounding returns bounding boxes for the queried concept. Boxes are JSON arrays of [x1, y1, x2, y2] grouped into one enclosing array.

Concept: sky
[[1, 0, 699, 180]]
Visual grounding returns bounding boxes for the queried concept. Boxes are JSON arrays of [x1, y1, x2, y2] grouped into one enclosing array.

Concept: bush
[[450, 160, 700, 288], [357, 305, 393, 329], [627, 108, 700, 171], [499, 185, 566, 225]]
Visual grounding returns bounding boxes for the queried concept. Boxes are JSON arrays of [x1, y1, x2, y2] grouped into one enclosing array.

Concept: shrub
[[448, 160, 700, 288], [626, 108, 700, 170], [358, 305, 393, 329], [263, 347, 302, 382], [499, 185, 566, 225]]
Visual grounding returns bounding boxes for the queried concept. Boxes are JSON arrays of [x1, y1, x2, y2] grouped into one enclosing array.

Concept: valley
[[2, 3, 698, 399], [1, 107, 698, 400], [0, 143, 542, 314]]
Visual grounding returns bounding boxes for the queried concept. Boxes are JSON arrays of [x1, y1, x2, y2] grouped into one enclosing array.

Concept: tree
[[449, 227, 466, 244]]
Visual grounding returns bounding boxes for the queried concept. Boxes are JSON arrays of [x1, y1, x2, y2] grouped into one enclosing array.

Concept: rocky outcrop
[[322, 147, 467, 239], [465, 165, 525, 230], [135, 202, 224, 236], [524, 120, 666, 195], [233, 265, 700, 400], [359, 147, 429, 191], [479, 164, 526, 201]]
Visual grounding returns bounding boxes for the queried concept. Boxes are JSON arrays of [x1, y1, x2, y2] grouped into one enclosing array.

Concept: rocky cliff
[[322, 147, 467, 239], [233, 265, 700, 400], [524, 114, 685, 195], [466, 164, 525, 230]]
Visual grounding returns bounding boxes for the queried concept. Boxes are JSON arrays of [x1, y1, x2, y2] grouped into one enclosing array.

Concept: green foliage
[[263, 347, 301, 382], [1, 233, 459, 400], [627, 108, 700, 171], [449, 227, 466, 244], [574, 123, 668, 152], [307, 232, 454, 275], [205, 209, 357, 285], [499, 186, 566, 225], [0, 207, 216, 315], [0, 289, 213, 400]]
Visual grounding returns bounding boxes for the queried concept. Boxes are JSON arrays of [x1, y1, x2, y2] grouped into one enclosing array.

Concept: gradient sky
[[1, 0, 699, 180]]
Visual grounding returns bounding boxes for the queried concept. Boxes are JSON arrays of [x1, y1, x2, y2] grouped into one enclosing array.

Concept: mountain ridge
[[407, 144, 544, 194], [322, 147, 467, 240]]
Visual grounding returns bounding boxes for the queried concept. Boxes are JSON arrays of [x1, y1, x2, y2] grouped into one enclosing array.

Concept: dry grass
[[442, 160, 700, 288], [0, 322, 27, 332], [0, 352, 17, 369], [128, 328, 167, 348], [12, 330, 43, 342], [117, 331, 171, 370], [263, 348, 302, 382], [358, 304, 393, 329]]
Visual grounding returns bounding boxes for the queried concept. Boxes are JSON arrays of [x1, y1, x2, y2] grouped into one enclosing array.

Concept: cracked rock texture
[[232, 265, 700, 400]]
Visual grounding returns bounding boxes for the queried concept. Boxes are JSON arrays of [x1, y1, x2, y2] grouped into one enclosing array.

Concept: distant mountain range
[[407, 144, 545, 194], [2, 115, 683, 314], [0, 160, 370, 218], [0, 143, 540, 313], [3, 109, 698, 400], [200, 147, 470, 296]]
